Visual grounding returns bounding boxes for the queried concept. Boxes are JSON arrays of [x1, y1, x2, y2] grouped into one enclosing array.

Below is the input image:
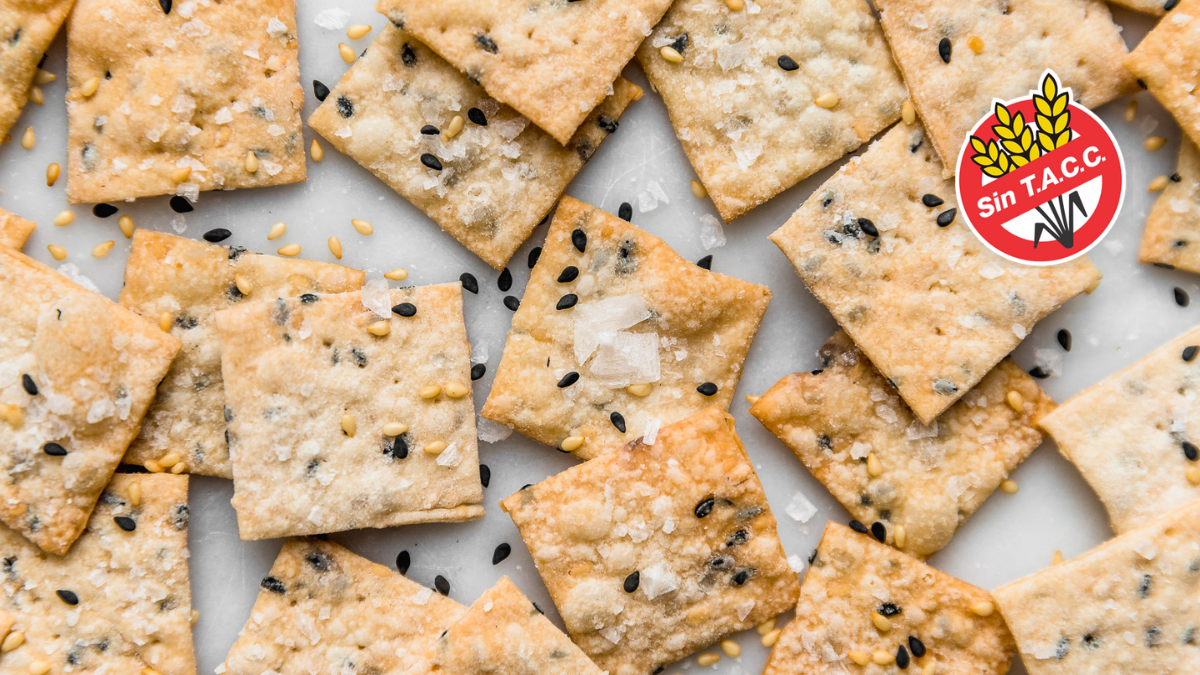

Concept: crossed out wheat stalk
[[970, 73, 1072, 177]]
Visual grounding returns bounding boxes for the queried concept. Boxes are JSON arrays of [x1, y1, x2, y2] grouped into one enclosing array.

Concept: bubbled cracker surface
[[0, 208, 35, 251], [635, 0, 906, 222], [1039, 326, 1200, 534], [0, 474, 195, 675], [308, 25, 638, 270], [411, 577, 604, 675], [875, 0, 1134, 173], [994, 501, 1200, 675], [223, 538, 467, 675], [0, 247, 179, 555], [1126, 0, 1200, 155], [0, 0, 73, 142], [1141, 139, 1200, 272], [769, 123, 1100, 423], [118, 230, 365, 478], [65, 0, 306, 204], [750, 331, 1054, 558], [216, 284, 483, 540], [375, 0, 673, 145], [500, 407, 798, 675], [763, 522, 1015, 675], [482, 196, 771, 459]]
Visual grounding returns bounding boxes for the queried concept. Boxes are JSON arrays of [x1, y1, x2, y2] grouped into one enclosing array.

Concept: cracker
[[500, 407, 798, 675], [634, 0, 906, 222], [118, 230, 365, 479], [875, 0, 1134, 173], [374, 0, 673, 145], [216, 283, 484, 540], [769, 122, 1100, 423], [65, 0, 305, 204], [1140, 139, 1200, 272], [0, 207, 35, 251], [0, 473, 196, 675], [763, 522, 1015, 675], [308, 25, 639, 270], [0, 247, 179, 554], [1127, 1, 1200, 159], [482, 196, 771, 459], [0, 0, 73, 141], [993, 500, 1200, 675], [1038, 326, 1200, 534], [411, 577, 603, 675], [750, 331, 1054, 558], [223, 538, 467, 675]]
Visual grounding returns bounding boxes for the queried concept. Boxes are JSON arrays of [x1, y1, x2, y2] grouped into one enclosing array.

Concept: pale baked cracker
[[1127, 0, 1200, 155], [875, 0, 1134, 174], [0, 246, 179, 554], [0, 207, 34, 251], [216, 283, 484, 540], [0, 0, 73, 142], [763, 522, 1016, 675], [0, 474, 195, 675], [750, 331, 1055, 558], [411, 577, 603, 675], [1038, 326, 1200, 534], [500, 407, 798, 675], [1140, 139, 1200, 272], [374, 0, 673, 145], [223, 538, 467, 675], [118, 229, 365, 479], [769, 122, 1101, 423], [308, 25, 639, 270], [65, 0, 305, 204], [993, 500, 1200, 675], [483, 196, 771, 459], [635, 0, 906, 222]]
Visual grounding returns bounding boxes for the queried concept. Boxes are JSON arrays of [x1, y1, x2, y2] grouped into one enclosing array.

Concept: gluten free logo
[[955, 71, 1125, 266]]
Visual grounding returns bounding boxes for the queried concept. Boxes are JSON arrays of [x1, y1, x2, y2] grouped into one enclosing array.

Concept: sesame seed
[[557, 294, 578, 310], [145, 460, 162, 473], [937, 38, 952, 63], [245, 151, 259, 174], [873, 650, 894, 665], [471, 363, 486, 381], [849, 519, 869, 534], [419, 385, 442, 399], [757, 619, 776, 635], [421, 153, 443, 171], [894, 524, 907, 548], [434, 575, 450, 595], [29, 661, 50, 675], [1183, 345, 1198, 362], [383, 422, 409, 437], [338, 43, 356, 63], [460, 273, 479, 294], [867, 452, 883, 476], [341, 413, 356, 436], [53, 210, 74, 227], [1001, 478, 1019, 494], [896, 645, 910, 669], [697, 255, 713, 269], [444, 115, 465, 140], [721, 640, 741, 658], [1187, 466, 1200, 484], [170, 462, 186, 474], [385, 268, 408, 281], [350, 219, 374, 236], [561, 435, 585, 452], [445, 383, 469, 398], [746, 394, 760, 404], [396, 550, 411, 574], [858, 219, 878, 237], [80, 75, 100, 97], [610, 411, 626, 432], [468, 107, 488, 126], [367, 319, 389, 336], [393, 302, 417, 317], [170, 166, 192, 183], [1167, 0, 1181, 8], [936, 208, 957, 227], [572, 228, 587, 252], [311, 139, 324, 162], [558, 372, 580, 388], [19, 126, 33, 150], [902, 100, 916, 125], [504, 295, 520, 311], [119, 215, 135, 238], [47, 244, 67, 261], [1029, 366, 1049, 379], [872, 611, 892, 632], [86, 239, 110, 258], [908, 636, 926, 658], [498, 267, 512, 291], [128, 481, 141, 506], [815, 92, 839, 108], [971, 600, 995, 617], [419, 124, 439, 136], [34, 69, 55, 85], [726, 0, 744, 9], [56, 589, 79, 605], [1183, 441, 1198, 461], [480, 464, 491, 486], [870, 521, 886, 542], [696, 654, 720, 667], [21, 374, 37, 396], [170, 196, 194, 213], [528, 246, 542, 268], [234, 274, 251, 296], [1146, 136, 1167, 152], [268, 222, 287, 240], [329, 236, 344, 259], [1149, 175, 1170, 192], [203, 228, 232, 243], [43, 442, 67, 456], [424, 440, 447, 454], [1175, 287, 1190, 307], [967, 35, 984, 52], [697, 382, 718, 396], [694, 497, 715, 518], [1057, 328, 1072, 351], [660, 46, 684, 62], [277, 243, 301, 256], [848, 651, 869, 666], [145, 668, 163, 675], [691, 180, 708, 198], [114, 516, 136, 531], [761, 629, 781, 647], [493, 542, 511, 564], [922, 194, 944, 207], [312, 80, 330, 101], [627, 383, 652, 397], [2, 631, 24, 652], [624, 570, 640, 592], [347, 24, 372, 40], [46, 162, 60, 186], [922, 663, 935, 675], [159, 312, 172, 332], [4, 405, 21, 428], [557, 266, 579, 283], [1126, 99, 1139, 122]]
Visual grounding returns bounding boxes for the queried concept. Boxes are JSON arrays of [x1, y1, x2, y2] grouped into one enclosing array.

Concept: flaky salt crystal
[[574, 294, 651, 362], [267, 17, 288, 37], [979, 261, 1005, 279], [732, 138, 763, 170], [589, 331, 660, 387], [642, 418, 661, 445], [411, 587, 433, 605], [314, 8, 350, 29], [214, 107, 233, 124], [361, 278, 392, 318], [181, 19, 210, 37], [700, 214, 726, 249], [1134, 540, 1158, 560], [436, 443, 463, 467], [57, 264, 100, 292], [1012, 323, 1027, 339], [477, 415, 513, 443], [849, 441, 871, 459], [875, 404, 898, 423], [906, 420, 938, 440], [786, 491, 817, 523], [717, 41, 749, 72], [493, 117, 528, 141], [787, 554, 805, 573], [639, 563, 678, 599], [1035, 348, 1062, 376]]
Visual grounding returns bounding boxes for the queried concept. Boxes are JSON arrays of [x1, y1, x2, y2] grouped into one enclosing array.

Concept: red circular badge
[[955, 72, 1125, 266]]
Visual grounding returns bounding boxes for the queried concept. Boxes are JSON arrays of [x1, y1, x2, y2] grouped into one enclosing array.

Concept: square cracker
[[635, 0, 906, 222], [308, 25, 639, 270], [875, 0, 1134, 173], [769, 122, 1100, 423], [482, 196, 771, 459], [216, 283, 484, 540], [411, 577, 603, 675], [223, 538, 467, 675], [763, 522, 1015, 675], [750, 331, 1055, 558], [500, 407, 799, 675], [0, 474, 196, 675], [993, 500, 1200, 675], [1038, 326, 1200, 534], [0, 0, 74, 141], [65, 0, 306, 204], [1140, 139, 1200, 272], [118, 230, 365, 479], [373, 0, 673, 145], [0, 246, 179, 554], [0, 208, 35, 251], [1127, 1, 1200, 160]]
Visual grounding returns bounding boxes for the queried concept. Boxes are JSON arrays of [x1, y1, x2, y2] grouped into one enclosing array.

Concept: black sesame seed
[[610, 411, 626, 432], [896, 645, 910, 670], [670, 33, 689, 54], [858, 219, 879, 237], [421, 153, 443, 171], [475, 34, 498, 53], [21, 374, 37, 396], [471, 363, 486, 381], [460, 272, 479, 294], [879, 602, 901, 616], [492, 543, 511, 565], [572, 228, 587, 252], [777, 55, 799, 71], [1176, 287, 1191, 307], [697, 255, 713, 270], [260, 577, 286, 594], [434, 575, 450, 595], [1184, 441, 1199, 461], [732, 568, 754, 585], [392, 302, 417, 317], [114, 516, 136, 532], [849, 519, 869, 534], [1167, 0, 1180, 9], [1184, 345, 1199, 362], [624, 570, 640, 593], [92, 203, 118, 218], [1139, 573, 1153, 598], [336, 95, 354, 119], [1057, 329, 1072, 352], [557, 266, 579, 283], [313, 80, 330, 101], [480, 464, 490, 488], [401, 42, 417, 66], [396, 550, 411, 575], [557, 294, 578, 310], [938, 38, 952, 63], [726, 529, 749, 547], [694, 497, 715, 518], [1029, 366, 1050, 379], [467, 107, 488, 126], [936, 208, 957, 227], [870, 521, 887, 542], [922, 194, 944, 207], [169, 196, 193, 213], [908, 636, 925, 657], [697, 382, 718, 396], [1172, 173, 1182, 182], [558, 372, 580, 388], [597, 115, 619, 133], [420, 124, 439, 135], [43, 442, 67, 457], [504, 295, 520, 311], [498, 268, 512, 292], [159, 0, 172, 14], [528, 246, 542, 268], [300, 294, 319, 304], [56, 590, 79, 605], [203, 228, 231, 243], [1137, 78, 1147, 89], [618, 202, 632, 222]]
